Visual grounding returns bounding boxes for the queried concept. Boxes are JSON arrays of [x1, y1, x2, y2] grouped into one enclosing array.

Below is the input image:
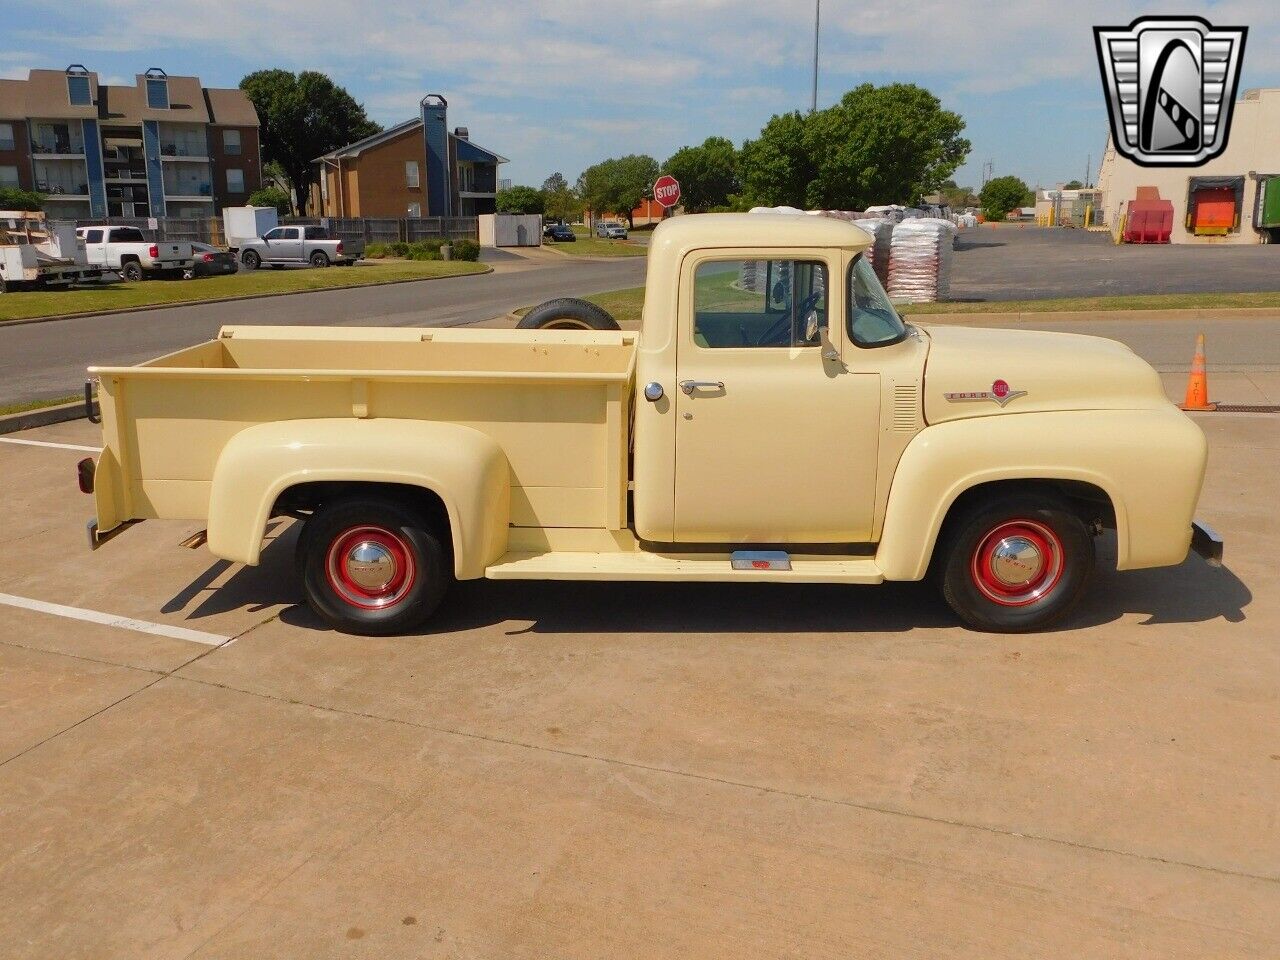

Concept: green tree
[[979, 175, 1031, 221], [940, 183, 978, 209], [576, 154, 659, 226], [540, 172, 579, 222], [495, 185, 545, 215], [239, 69, 381, 217], [248, 186, 292, 215], [663, 136, 739, 212], [739, 83, 969, 210], [1063, 179, 1084, 190], [0, 186, 45, 212]]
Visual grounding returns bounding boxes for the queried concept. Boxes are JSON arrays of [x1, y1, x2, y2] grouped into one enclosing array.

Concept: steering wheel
[[754, 291, 823, 347]]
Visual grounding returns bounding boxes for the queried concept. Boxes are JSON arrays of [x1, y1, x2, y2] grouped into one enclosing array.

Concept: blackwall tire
[[121, 261, 143, 282], [241, 250, 261, 270], [939, 493, 1094, 633], [298, 496, 451, 636], [517, 297, 620, 331]]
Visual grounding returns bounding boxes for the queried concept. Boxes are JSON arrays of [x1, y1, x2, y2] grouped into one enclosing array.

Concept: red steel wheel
[[324, 525, 417, 610], [968, 519, 1065, 607]]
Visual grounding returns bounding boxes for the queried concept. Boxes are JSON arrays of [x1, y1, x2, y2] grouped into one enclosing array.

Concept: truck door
[[672, 254, 880, 543], [81, 228, 106, 266], [264, 227, 302, 261]]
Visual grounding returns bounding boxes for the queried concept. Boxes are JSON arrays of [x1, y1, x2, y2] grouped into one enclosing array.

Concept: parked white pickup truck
[[77, 226, 194, 281], [80, 214, 1220, 636], [236, 225, 363, 269]]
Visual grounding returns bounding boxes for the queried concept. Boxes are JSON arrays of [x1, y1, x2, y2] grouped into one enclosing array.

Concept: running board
[[485, 550, 884, 584]]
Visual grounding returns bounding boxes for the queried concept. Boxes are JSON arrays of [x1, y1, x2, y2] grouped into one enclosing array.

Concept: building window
[[67, 74, 92, 106], [222, 129, 241, 155], [405, 160, 420, 188], [146, 77, 169, 109], [225, 168, 244, 193], [0, 165, 19, 188], [0, 123, 13, 151], [408, 202, 421, 218]]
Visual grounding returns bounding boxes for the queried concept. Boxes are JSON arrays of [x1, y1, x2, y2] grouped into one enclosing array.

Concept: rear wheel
[[517, 296, 620, 330], [120, 260, 143, 282], [939, 493, 1094, 633], [297, 496, 451, 636], [310, 250, 330, 268]]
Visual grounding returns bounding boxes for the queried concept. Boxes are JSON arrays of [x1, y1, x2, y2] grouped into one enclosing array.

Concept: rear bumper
[[1191, 521, 1224, 567], [86, 518, 139, 551]]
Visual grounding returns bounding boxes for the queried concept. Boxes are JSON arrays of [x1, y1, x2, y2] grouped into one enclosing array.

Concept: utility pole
[[811, 0, 820, 113], [1085, 153, 1091, 187], [981, 159, 994, 187]]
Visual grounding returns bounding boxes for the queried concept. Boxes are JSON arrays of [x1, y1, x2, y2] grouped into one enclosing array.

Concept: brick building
[[0, 65, 260, 218], [311, 94, 506, 218]]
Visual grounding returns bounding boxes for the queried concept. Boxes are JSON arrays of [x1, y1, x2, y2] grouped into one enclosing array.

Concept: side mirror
[[803, 308, 823, 344]]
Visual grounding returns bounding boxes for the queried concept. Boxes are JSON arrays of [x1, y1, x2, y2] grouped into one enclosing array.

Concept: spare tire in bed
[[517, 297, 620, 331]]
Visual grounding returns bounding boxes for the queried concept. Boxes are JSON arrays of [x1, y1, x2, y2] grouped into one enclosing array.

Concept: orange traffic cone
[[1180, 333, 1217, 411]]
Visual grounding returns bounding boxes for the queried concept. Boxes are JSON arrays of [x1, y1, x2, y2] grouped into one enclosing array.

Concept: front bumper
[[1191, 521, 1224, 567]]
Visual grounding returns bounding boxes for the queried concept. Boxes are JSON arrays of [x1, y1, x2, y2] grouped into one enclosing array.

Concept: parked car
[[544, 223, 576, 243], [595, 221, 628, 239], [190, 242, 238, 277], [76, 226, 194, 281], [81, 214, 1219, 637], [237, 226, 364, 269]]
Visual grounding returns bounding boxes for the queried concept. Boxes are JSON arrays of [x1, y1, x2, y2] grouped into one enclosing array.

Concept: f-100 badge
[[1094, 16, 1247, 167]]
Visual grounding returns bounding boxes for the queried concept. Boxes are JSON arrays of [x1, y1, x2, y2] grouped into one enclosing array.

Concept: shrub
[[451, 239, 480, 261], [364, 242, 391, 259], [390, 241, 410, 258], [248, 186, 291, 215], [406, 239, 444, 260]]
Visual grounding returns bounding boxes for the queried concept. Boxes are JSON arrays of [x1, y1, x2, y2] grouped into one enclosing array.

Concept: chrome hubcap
[[344, 541, 397, 591], [989, 536, 1044, 587]]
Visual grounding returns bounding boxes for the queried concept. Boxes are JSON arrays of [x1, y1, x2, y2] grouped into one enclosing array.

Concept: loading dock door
[[1256, 176, 1280, 229], [1187, 176, 1244, 236]]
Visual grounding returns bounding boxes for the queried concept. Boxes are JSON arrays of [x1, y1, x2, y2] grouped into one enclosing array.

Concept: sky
[[4, 0, 1279, 193]]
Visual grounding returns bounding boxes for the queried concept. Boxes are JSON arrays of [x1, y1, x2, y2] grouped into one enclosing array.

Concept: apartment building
[[0, 66, 261, 219], [311, 94, 506, 218]]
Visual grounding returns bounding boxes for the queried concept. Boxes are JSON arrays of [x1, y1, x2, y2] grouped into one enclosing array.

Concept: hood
[[918, 323, 1169, 424]]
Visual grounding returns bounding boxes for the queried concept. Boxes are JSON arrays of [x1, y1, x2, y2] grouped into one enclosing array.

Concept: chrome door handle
[[679, 379, 725, 395]]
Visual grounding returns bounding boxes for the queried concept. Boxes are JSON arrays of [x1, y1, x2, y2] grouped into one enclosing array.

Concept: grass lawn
[[531, 287, 1280, 327], [0, 260, 489, 323], [0, 393, 80, 416], [545, 228, 647, 258]]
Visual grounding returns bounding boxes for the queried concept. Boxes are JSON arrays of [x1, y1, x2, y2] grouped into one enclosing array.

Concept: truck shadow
[[169, 526, 1251, 636]]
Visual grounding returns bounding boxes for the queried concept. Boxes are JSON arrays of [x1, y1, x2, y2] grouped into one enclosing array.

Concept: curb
[[909, 306, 1280, 323], [0, 399, 94, 435], [0, 265, 494, 328]]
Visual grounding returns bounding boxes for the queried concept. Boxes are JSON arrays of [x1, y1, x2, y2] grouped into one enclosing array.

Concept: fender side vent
[[892, 383, 919, 431]]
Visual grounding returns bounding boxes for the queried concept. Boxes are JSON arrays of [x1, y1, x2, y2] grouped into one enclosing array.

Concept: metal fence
[[51, 215, 479, 246]]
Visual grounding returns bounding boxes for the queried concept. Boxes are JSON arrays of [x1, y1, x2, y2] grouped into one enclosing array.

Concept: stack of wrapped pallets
[[886, 218, 957, 303]]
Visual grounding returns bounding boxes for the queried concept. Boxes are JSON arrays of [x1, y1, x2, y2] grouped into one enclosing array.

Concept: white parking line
[[0, 438, 102, 453], [0, 592, 231, 647]]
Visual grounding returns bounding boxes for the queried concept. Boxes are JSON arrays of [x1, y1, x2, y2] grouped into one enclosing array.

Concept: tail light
[[148, 244, 158, 258], [336, 241, 343, 254], [202, 253, 214, 262]]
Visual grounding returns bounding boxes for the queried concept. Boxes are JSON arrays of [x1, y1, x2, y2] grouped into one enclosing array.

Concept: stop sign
[[653, 174, 681, 208]]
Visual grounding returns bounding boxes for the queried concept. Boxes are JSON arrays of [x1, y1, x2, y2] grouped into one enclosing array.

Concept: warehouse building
[[1098, 87, 1280, 243], [310, 94, 507, 219], [0, 65, 261, 219]]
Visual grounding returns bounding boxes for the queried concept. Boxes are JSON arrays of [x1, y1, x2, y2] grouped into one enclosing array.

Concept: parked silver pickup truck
[[77, 226, 194, 281], [236, 226, 363, 269]]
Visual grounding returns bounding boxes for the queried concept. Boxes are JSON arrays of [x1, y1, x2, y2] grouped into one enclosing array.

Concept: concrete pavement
[[0, 412, 1276, 958]]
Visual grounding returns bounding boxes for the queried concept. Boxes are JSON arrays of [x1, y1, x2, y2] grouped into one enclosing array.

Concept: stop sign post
[[653, 174, 681, 210]]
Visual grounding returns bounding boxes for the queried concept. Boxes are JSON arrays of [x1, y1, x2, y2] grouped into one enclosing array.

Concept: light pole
[[811, 0, 821, 113]]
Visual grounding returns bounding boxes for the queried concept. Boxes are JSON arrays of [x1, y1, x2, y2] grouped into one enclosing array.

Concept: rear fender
[[207, 418, 510, 578]]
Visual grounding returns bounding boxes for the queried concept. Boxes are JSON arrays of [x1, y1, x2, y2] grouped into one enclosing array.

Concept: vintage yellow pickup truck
[[80, 214, 1221, 634]]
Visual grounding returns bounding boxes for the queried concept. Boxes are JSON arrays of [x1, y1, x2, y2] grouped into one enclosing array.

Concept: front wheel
[[241, 250, 261, 270], [297, 496, 451, 636], [939, 493, 1094, 633]]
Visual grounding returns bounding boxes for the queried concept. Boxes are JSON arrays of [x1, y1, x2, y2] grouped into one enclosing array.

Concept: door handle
[[679, 380, 725, 396]]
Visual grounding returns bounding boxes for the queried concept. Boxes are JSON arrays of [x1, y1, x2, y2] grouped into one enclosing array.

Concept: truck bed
[[89, 325, 637, 538]]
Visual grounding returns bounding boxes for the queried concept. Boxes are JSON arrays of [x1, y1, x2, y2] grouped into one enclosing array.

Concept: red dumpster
[[1124, 199, 1173, 243]]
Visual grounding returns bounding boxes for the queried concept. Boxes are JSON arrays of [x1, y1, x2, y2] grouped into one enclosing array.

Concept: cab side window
[[262, 228, 283, 241], [693, 259, 827, 348], [84, 229, 103, 243]]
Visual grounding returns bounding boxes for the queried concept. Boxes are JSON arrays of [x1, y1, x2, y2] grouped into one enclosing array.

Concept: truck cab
[[81, 214, 1219, 636]]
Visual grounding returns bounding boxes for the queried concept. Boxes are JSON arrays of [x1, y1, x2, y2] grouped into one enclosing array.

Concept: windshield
[[847, 254, 906, 347]]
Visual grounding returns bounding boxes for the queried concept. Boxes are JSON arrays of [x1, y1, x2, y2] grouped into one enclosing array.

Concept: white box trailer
[[0, 214, 102, 291], [222, 206, 279, 250], [478, 213, 542, 247]]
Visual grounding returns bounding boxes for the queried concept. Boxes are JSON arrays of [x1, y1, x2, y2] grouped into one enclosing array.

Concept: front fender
[[875, 408, 1206, 580], [207, 418, 510, 579]]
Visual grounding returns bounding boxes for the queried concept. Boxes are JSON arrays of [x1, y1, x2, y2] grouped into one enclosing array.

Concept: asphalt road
[[1, 253, 647, 405]]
